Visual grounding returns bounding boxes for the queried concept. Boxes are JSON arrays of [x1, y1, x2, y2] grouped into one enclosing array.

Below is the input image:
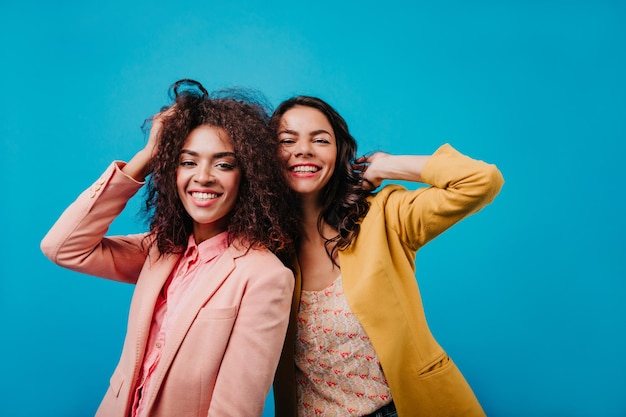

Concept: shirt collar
[[185, 232, 229, 264]]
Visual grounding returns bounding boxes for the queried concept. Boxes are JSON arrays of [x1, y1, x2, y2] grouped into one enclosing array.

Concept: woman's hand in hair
[[123, 106, 176, 182], [355, 151, 431, 189], [354, 152, 388, 191], [145, 106, 176, 159]]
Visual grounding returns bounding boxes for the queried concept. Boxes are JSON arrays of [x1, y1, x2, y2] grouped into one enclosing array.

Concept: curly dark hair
[[269, 96, 370, 261], [143, 79, 299, 262]]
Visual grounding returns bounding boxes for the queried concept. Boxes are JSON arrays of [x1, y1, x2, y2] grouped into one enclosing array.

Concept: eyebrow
[[278, 129, 332, 136], [179, 150, 237, 159]]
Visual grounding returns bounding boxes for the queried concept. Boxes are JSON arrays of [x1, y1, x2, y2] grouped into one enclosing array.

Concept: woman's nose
[[294, 141, 313, 157], [194, 164, 215, 184]]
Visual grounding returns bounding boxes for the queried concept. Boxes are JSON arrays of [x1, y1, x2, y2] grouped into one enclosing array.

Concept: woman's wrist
[[373, 154, 430, 183], [122, 148, 152, 182]]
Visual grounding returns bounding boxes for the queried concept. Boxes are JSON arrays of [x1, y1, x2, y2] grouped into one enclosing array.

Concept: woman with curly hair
[[41, 79, 299, 417], [270, 96, 504, 416]]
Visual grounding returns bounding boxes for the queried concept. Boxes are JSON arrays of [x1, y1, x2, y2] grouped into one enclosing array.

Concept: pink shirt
[[132, 232, 229, 417]]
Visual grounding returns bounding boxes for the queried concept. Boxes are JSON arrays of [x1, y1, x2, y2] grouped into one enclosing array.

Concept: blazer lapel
[[144, 245, 243, 409], [127, 251, 181, 374]]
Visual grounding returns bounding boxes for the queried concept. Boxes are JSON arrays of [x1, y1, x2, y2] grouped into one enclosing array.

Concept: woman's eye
[[313, 138, 330, 144], [279, 138, 295, 144], [179, 160, 196, 167], [216, 162, 235, 170]]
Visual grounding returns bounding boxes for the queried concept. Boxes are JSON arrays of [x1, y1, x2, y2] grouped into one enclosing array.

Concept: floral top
[[295, 275, 392, 416]]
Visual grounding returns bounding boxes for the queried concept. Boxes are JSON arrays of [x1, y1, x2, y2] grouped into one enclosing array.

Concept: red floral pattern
[[295, 276, 392, 416]]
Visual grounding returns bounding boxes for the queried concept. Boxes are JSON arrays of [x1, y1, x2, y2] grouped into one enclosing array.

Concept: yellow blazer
[[41, 163, 294, 417], [274, 144, 504, 416]]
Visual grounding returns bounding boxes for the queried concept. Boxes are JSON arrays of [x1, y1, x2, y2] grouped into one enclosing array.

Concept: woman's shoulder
[[367, 184, 427, 207], [369, 183, 408, 199], [229, 243, 291, 270], [229, 246, 294, 292]]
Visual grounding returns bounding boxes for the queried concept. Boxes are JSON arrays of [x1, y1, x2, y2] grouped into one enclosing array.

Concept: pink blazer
[[41, 163, 294, 417]]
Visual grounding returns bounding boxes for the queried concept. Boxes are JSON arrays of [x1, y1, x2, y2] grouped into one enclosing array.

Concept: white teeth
[[292, 166, 319, 173], [191, 192, 218, 201]]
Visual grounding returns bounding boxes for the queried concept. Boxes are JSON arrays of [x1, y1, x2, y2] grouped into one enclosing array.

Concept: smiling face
[[277, 105, 338, 202], [176, 125, 241, 243]]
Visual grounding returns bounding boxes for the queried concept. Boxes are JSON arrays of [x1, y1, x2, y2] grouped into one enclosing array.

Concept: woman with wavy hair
[[41, 79, 299, 417], [270, 96, 504, 416]]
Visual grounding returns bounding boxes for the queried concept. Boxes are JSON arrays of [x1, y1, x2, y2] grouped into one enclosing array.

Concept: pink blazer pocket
[[196, 305, 238, 320]]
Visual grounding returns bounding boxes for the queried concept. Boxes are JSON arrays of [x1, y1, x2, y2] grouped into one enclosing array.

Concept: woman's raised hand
[[123, 106, 176, 182], [353, 152, 389, 191], [354, 151, 431, 190], [145, 107, 175, 159]]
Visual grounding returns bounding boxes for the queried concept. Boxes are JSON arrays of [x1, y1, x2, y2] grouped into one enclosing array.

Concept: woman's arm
[[361, 144, 504, 250], [356, 152, 431, 188], [40, 163, 150, 283], [40, 110, 171, 282]]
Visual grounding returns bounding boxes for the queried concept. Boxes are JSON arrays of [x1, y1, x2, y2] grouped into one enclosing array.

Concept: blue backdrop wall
[[1, 1, 624, 416]]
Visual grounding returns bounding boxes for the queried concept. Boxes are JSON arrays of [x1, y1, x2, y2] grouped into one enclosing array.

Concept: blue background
[[1, 1, 624, 416]]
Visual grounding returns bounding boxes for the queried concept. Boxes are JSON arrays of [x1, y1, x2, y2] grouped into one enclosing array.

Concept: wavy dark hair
[[143, 79, 299, 262], [269, 96, 370, 261]]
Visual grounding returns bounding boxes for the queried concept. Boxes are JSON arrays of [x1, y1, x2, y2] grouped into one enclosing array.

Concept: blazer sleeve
[[377, 143, 504, 251], [40, 162, 150, 284], [207, 252, 294, 417]]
